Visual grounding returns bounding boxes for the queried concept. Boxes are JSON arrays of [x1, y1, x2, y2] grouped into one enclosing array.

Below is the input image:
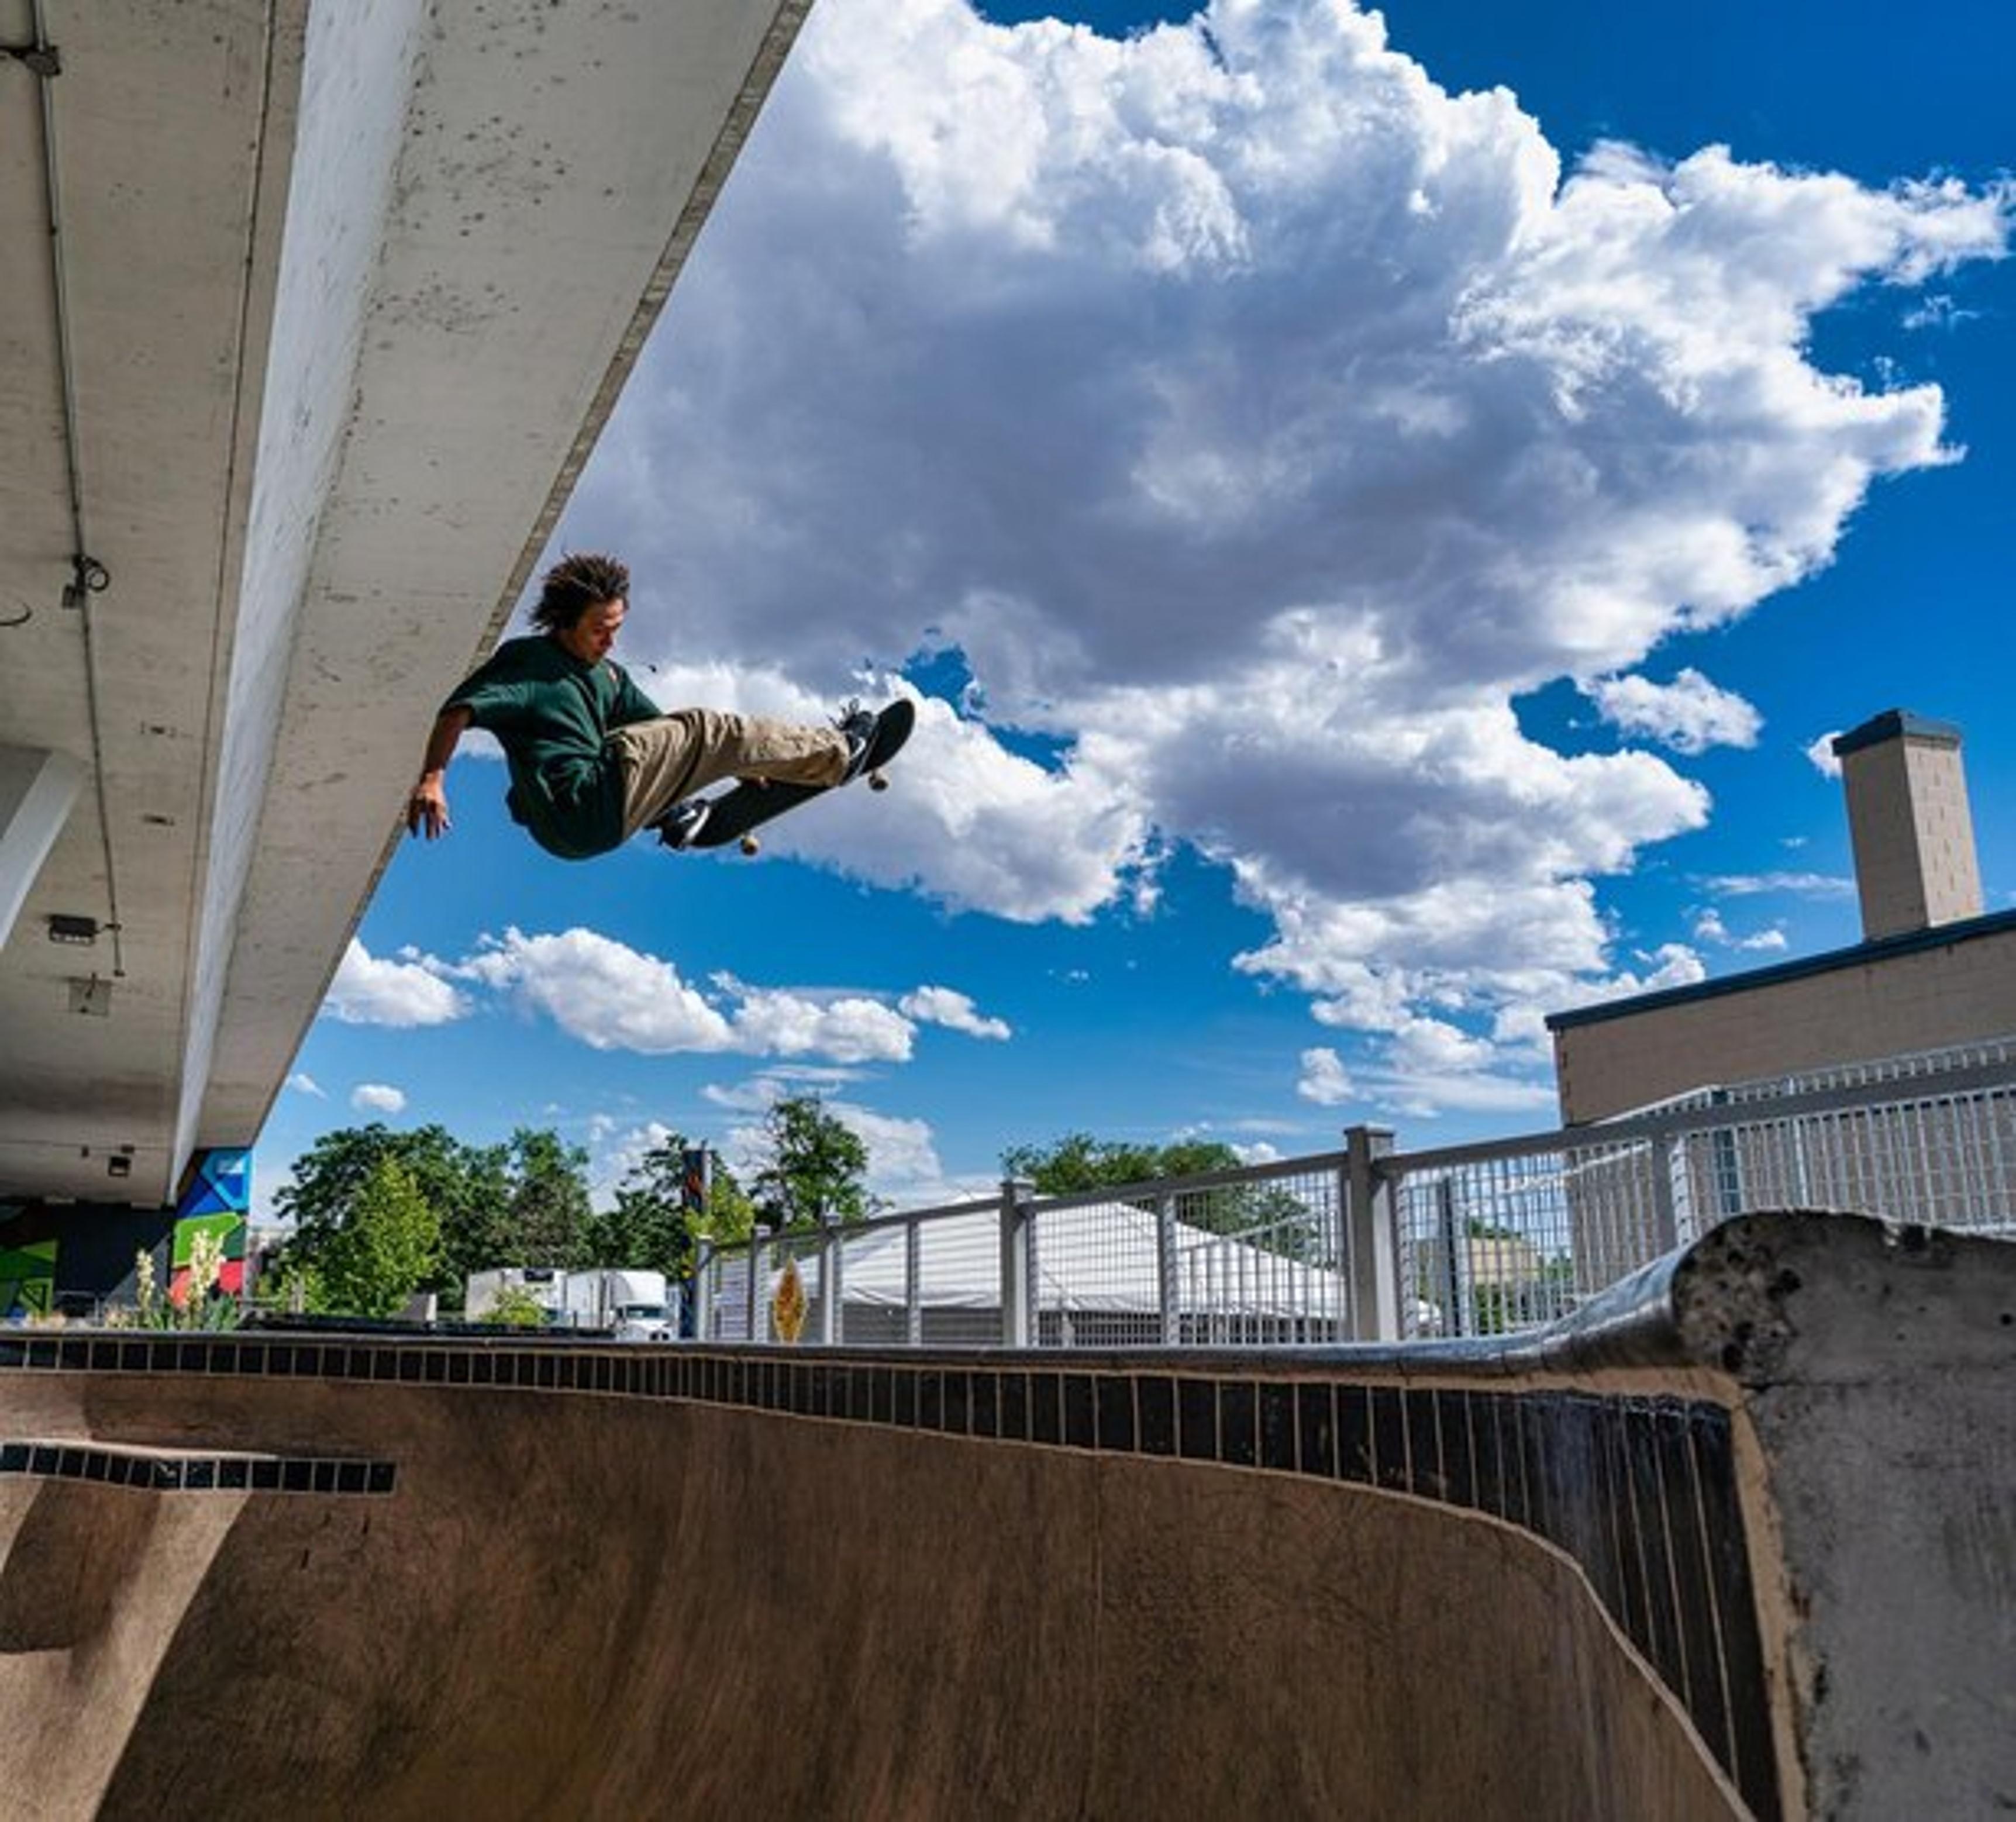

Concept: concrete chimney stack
[[1831, 710, 1983, 941]]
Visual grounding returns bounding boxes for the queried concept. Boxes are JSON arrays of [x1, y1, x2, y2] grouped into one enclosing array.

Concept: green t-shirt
[[444, 635, 661, 859]]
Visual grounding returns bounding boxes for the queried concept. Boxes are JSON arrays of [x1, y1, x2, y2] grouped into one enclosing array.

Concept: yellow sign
[[772, 1256, 807, 1343]]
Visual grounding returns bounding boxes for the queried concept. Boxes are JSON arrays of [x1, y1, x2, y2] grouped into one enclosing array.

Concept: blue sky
[[259, 0, 2015, 1216]]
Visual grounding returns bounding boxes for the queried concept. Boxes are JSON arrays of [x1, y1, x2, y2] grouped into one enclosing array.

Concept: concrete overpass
[[0, 0, 807, 1207]]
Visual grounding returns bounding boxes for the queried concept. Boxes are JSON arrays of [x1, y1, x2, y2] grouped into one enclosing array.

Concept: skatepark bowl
[[1, 1212, 2011, 1819]]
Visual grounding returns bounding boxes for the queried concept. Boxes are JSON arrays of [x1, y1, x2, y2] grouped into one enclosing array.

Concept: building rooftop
[[1545, 904, 2016, 1033]]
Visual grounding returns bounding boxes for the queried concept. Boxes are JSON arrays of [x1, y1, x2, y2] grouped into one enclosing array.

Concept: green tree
[[1001, 1131, 1316, 1258], [273, 1123, 508, 1302], [750, 1095, 874, 1232], [315, 1157, 443, 1317], [499, 1128, 594, 1268], [585, 1136, 759, 1275]]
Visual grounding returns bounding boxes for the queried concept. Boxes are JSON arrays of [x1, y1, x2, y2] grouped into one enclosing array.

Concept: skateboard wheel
[[740, 833, 761, 857], [870, 771, 888, 792]]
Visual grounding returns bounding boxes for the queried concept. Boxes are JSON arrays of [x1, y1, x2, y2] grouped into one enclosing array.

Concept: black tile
[[54, 1447, 82, 1479], [997, 1371, 1028, 1442], [218, 1458, 249, 1490], [88, 1340, 119, 1372], [422, 1351, 446, 1385], [371, 1348, 399, 1382], [471, 1352, 494, 1386], [1297, 1383, 1335, 1479], [119, 1340, 150, 1373], [943, 1370, 970, 1435], [894, 1369, 918, 1428], [401, 1350, 426, 1385], [281, 1460, 312, 1493], [919, 1371, 943, 1431], [0, 1442, 25, 1473], [151, 1459, 183, 1491], [1335, 1384, 1374, 1485], [971, 1372, 999, 1438], [1624, 1406, 1684, 1699], [29, 1445, 56, 1476], [1096, 1376, 1136, 1454], [872, 1366, 894, 1426], [1441, 1392, 1476, 1509], [1369, 1386, 1409, 1493], [26, 1339, 56, 1371], [185, 1459, 216, 1492], [1514, 1396, 1546, 1540], [312, 1461, 339, 1494], [0, 1337, 28, 1369], [449, 1351, 470, 1386], [1471, 1393, 1507, 1520], [1259, 1383, 1297, 1473], [1405, 1389, 1444, 1502], [1177, 1378, 1217, 1461], [1062, 1375, 1096, 1450], [57, 1338, 88, 1372], [109, 1454, 135, 1487], [1217, 1382, 1257, 1468], [367, 1461, 396, 1496], [251, 1459, 281, 1492], [1030, 1373, 1062, 1445], [535, 1353, 557, 1390], [1656, 1405, 1732, 1780], [154, 1340, 187, 1375], [337, 1461, 368, 1495], [1137, 1376, 1176, 1457], [1692, 1409, 1779, 1821], [84, 1451, 109, 1483]]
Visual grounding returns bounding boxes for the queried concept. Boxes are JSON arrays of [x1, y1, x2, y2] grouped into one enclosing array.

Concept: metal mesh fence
[[693, 1038, 2016, 1350]]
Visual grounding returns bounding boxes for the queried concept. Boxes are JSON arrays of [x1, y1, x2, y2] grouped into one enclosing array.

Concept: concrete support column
[[0, 745, 83, 956]]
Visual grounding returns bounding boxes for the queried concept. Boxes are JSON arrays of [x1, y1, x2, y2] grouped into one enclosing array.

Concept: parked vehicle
[[559, 1268, 671, 1341], [463, 1266, 563, 1325]]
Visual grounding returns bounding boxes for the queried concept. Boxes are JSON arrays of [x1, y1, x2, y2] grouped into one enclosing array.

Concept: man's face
[[558, 596, 626, 664]]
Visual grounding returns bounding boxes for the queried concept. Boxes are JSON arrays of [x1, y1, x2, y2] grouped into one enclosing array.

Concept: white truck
[[559, 1267, 672, 1341], [463, 1266, 564, 1325]]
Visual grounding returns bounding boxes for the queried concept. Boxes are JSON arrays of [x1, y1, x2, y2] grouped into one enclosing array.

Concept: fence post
[[745, 1236, 763, 1343], [1156, 1190, 1178, 1345], [904, 1218, 923, 1345], [1650, 1131, 1680, 1256], [818, 1221, 840, 1345], [1000, 1178, 1033, 1347], [1344, 1126, 1400, 1341], [692, 1245, 713, 1343]]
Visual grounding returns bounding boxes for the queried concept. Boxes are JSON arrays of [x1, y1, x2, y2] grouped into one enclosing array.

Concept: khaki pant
[[612, 709, 849, 838]]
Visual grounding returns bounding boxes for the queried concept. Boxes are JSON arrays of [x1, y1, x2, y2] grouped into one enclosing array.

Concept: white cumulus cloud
[[547, 0, 2008, 1066], [350, 1083, 408, 1115], [898, 985, 1014, 1040], [1585, 669, 1762, 755], [324, 938, 467, 1027]]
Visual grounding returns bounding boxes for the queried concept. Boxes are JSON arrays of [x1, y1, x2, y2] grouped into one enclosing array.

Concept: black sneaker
[[834, 700, 880, 782], [656, 798, 711, 848]]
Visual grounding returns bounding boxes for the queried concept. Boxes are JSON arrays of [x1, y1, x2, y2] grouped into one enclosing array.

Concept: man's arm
[[407, 705, 473, 840]]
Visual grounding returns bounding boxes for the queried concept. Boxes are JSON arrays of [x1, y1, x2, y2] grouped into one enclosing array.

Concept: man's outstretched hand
[[407, 774, 451, 840]]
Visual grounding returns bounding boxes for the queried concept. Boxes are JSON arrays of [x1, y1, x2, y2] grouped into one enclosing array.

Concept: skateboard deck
[[659, 698, 915, 854]]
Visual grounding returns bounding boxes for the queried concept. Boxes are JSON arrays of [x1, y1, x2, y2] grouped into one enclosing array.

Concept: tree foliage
[[272, 1122, 592, 1311], [581, 1134, 754, 1278], [1001, 1131, 1316, 1258], [749, 1095, 874, 1232], [313, 1157, 442, 1318]]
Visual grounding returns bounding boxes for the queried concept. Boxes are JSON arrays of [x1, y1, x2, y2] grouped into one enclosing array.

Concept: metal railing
[[694, 1038, 2016, 1347]]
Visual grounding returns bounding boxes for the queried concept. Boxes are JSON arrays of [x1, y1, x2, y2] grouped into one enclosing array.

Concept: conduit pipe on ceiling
[[15, 0, 125, 976]]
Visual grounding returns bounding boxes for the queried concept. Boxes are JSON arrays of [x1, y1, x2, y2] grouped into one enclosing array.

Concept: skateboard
[[656, 698, 916, 856]]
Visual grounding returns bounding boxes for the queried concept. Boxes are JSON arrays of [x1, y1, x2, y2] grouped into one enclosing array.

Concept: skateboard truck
[[736, 765, 888, 857]]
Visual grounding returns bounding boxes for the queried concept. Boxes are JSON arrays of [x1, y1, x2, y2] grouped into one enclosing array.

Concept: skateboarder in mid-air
[[406, 553, 911, 858]]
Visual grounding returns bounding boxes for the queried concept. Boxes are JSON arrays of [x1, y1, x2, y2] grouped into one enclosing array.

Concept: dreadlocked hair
[[531, 552, 630, 632]]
